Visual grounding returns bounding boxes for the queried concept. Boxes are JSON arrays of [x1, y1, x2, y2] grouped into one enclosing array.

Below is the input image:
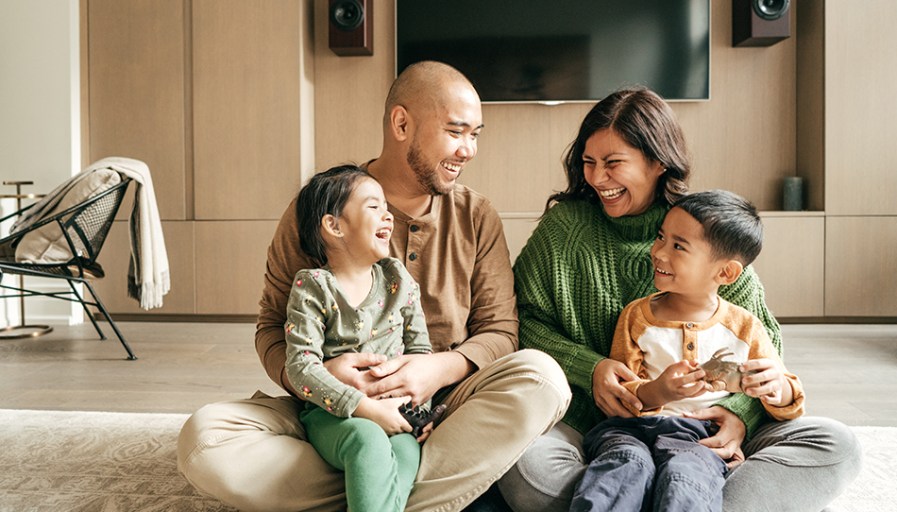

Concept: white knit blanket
[[96, 157, 170, 309]]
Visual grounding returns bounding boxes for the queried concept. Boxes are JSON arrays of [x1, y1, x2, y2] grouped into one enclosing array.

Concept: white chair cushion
[[15, 170, 121, 263]]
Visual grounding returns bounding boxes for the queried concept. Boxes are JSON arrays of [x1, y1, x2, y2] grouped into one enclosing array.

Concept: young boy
[[570, 190, 805, 512]]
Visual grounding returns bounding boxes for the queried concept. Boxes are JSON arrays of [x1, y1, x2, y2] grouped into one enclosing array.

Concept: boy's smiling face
[[650, 206, 727, 297]]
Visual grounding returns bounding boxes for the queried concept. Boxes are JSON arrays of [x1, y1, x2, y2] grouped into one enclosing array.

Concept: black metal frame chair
[[0, 178, 137, 359]]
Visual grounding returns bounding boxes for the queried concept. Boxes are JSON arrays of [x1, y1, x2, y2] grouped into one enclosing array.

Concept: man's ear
[[716, 259, 744, 286], [321, 214, 342, 237], [389, 105, 411, 142]]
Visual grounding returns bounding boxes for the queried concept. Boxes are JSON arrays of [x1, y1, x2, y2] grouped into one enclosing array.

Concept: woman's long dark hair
[[547, 86, 691, 212]]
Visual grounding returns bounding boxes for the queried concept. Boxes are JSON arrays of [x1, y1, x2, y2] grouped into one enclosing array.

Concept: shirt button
[[687, 342, 695, 350], [410, 225, 420, 233], [409, 253, 418, 261], [686, 322, 695, 329]]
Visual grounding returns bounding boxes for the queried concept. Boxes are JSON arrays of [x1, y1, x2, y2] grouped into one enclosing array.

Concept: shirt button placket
[[684, 323, 696, 357], [407, 224, 421, 265]]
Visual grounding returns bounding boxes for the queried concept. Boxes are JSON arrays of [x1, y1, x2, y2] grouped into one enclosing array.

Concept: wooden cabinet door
[[192, 0, 305, 221], [88, 0, 187, 221]]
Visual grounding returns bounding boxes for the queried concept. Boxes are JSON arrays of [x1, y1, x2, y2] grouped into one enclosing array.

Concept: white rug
[[0, 409, 235, 511], [0, 409, 892, 511], [826, 426, 896, 512]]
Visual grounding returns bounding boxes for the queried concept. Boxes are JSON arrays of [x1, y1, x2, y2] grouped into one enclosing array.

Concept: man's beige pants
[[177, 349, 571, 512]]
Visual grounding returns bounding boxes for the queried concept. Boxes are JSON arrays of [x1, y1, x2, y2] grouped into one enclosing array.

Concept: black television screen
[[396, 0, 710, 103]]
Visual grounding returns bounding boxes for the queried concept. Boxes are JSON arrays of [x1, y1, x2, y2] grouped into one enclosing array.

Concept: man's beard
[[407, 136, 456, 196]]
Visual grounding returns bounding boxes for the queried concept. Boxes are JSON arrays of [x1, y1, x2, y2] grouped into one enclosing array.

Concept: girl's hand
[[353, 396, 413, 435], [592, 358, 641, 417], [740, 358, 793, 406]]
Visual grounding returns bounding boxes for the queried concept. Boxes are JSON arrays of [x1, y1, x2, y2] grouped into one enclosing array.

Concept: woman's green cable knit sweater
[[513, 199, 782, 439]]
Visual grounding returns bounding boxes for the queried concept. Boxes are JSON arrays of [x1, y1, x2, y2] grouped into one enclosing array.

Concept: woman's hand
[[740, 358, 793, 407], [686, 406, 747, 469], [353, 396, 413, 436], [592, 358, 641, 417]]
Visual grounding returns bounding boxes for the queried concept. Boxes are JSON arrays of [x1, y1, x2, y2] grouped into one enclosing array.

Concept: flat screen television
[[396, 0, 710, 103]]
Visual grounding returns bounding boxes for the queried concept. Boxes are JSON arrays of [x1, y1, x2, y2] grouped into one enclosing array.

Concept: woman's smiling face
[[582, 128, 666, 217]]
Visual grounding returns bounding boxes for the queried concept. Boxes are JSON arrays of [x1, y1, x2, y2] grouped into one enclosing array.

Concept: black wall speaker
[[732, 0, 791, 47], [329, 0, 373, 56]]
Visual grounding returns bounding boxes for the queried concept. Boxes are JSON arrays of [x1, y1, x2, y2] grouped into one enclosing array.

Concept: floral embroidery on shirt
[[301, 386, 313, 398], [390, 282, 399, 294]]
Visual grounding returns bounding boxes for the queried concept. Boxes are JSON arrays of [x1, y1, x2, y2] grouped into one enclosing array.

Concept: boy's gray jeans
[[497, 416, 862, 512]]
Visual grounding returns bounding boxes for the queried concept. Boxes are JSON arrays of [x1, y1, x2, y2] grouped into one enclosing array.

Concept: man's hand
[[367, 352, 473, 405], [592, 358, 642, 418], [323, 352, 389, 395], [686, 406, 747, 469]]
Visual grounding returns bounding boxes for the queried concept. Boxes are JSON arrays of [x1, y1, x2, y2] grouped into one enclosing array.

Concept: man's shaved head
[[384, 61, 477, 125]]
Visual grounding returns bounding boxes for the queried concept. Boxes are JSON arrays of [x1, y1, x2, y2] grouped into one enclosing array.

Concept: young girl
[[285, 164, 442, 512]]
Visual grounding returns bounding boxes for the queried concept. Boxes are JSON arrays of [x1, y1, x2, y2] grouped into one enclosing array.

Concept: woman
[[497, 87, 861, 511]]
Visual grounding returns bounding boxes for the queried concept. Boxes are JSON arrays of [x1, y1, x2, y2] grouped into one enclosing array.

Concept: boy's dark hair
[[295, 164, 372, 267], [673, 190, 763, 266]]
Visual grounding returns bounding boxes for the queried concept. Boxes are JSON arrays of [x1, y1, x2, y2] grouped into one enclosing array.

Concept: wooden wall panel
[[192, 0, 304, 220], [825, 217, 897, 317], [796, 0, 825, 212], [87, 0, 187, 220], [93, 220, 196, 314], [194, 221, 278, 314], [671, 0, 796, 212], [461, 104, 578, 214], [825, 0, 897, 215], [501, 215, 541, 264], [752, 214, 825, 318], [312, 0, 394, 170]]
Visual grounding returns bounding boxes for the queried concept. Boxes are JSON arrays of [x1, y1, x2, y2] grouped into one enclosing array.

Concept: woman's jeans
[[571, 416, 725, 512], [498, 416, 862, 512]]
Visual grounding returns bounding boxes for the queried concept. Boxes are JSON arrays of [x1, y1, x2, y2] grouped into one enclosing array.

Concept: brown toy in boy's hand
[[700, 349, 745, 393], [399, 403, 447, 437]]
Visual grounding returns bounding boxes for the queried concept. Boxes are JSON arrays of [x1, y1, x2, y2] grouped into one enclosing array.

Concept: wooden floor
[[1, 321, 896, 426]]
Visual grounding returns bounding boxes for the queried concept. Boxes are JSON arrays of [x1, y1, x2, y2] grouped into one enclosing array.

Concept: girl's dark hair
[[296, 164, 371, 267], [547, 86, 691, 211], [673, 190, 763, 266]]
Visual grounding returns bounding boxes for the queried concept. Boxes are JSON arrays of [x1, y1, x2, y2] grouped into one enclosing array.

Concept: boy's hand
[[635, 360, 710, 410], [740, 358, 793, 407], [353, 396, 413, 435], [654, 360, 711, 403]]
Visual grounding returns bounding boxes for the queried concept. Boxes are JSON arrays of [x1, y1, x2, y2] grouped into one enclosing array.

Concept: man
[[177, 61, 571, 512]]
